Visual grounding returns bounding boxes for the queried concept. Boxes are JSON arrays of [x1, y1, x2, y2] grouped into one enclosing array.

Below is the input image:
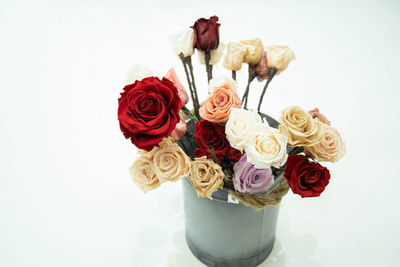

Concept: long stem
[[257, 68, 277, 112], [186, 57, 200, 118], [232, 71, 236, 81], [241, 65, 256, 109], [205, 52, 212, 82], [179, 54, 199, 119]]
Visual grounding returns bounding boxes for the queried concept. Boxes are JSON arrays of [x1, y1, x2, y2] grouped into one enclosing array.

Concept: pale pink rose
[[200, 77, 242, 123], [171, 117, 187, 141], [252, 51, 270, 82], [165, 68, 189, 106], [308, 108, 331, 126]]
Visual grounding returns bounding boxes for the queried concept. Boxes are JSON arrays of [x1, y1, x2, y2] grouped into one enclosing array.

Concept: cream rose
[[146, 137, 190, 183], [304, 123, 346, 162], [266, 45, 295, 72], [245, 123, 288, 169], [225, 108, 261, 152], [279, 106, 322, 147], [129, 156, 160, 193], [240, 38, 264, 65], [200, 77, 241, 123], [189, 156, 225, 198], [169, 29, 195, 57], [198, 43, 226, 65], [223, 42, 246, 71], [125, 65, 153, 84]]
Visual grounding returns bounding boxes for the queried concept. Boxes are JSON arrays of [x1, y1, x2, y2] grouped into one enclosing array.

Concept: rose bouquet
[[118, 16, 346, 207]]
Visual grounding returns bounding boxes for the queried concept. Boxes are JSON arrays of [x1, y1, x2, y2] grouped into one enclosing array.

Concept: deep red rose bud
[[194, 120, 239, 162], [284, 155, 331, 198], [118, 77, 181, 151], [191, 16, 220, 52]]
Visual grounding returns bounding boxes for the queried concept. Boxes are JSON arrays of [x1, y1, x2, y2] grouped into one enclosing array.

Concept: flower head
[[266, 45, 295, 72], [240, 38, 264, 65], [233, 154, 274, 194], [200, 77, 241, 123], [223, 42, 246, 71], [168, 28, 195, 57], [284, 155, 330, 197], [189, 156, 225, 198], [278, 105, 322, 147], [192, 16, 220, 52]]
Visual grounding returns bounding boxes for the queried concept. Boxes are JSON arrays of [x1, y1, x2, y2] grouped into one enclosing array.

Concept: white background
[[1, 0, 399, 266]]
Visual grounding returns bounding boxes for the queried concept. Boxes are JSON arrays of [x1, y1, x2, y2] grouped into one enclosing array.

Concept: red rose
[[191, 16, 220, 52], [118, 77, 181, 151], [284, 155, 331, 198], [194, 120, 242, 162]]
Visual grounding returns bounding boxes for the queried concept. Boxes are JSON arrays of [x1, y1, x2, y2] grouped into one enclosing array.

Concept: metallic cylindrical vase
[[181, 113, 282, 266], [182, 178, 280, 267]]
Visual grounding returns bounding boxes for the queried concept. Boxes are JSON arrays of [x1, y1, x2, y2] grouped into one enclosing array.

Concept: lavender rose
[[233, 154, 274, 194]]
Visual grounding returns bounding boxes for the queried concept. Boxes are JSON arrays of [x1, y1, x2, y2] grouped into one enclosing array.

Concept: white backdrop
[[1, 0, 399, 266]]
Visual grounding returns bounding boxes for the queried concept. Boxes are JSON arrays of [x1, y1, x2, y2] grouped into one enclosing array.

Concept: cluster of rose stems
[[241, 66, 278, 111], [180, 53, 278, 120]]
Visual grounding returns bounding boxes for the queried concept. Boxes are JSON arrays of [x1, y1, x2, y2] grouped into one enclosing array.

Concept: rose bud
[[240, 38, 264, 65], [125, 65, 153, 84], [198, 43, 226, 65], [308, 108, 331, 126], [191, 16, 221, 52], [223, 42, 246, 71], [266, 45, 296, 72], [168, 28, 195, 57], [252, 51, 270, 82], [170, 117, 187, 141], [165, 68, 189, 106]]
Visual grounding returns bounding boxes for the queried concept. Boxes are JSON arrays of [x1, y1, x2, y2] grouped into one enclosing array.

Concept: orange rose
[[199, 77, 241, 123]]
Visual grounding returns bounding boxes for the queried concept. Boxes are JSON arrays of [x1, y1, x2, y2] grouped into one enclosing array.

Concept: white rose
[[266, 45, 296, 72], [223, 42, 246, 71], [225, 108, 261, 152], [198, 43, 226, 65], [245, 123, 288, 169], [125, 65, 153, 84], [168, 29, 195, 57], [207, 76, 238, 94]]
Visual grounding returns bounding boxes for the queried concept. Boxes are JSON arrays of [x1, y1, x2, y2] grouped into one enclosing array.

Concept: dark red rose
[[118, 77, 181, 151], [194, 120, 242, 162], [284, 155, 331, 198], [229, 147, 243, 163], [191, 16, 220, 52]]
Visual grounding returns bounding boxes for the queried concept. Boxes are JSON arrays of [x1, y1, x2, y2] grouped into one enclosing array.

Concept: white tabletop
[[1, 0, 399, 266]]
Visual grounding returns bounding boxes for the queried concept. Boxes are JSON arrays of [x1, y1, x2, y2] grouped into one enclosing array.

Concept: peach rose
[[279, 106, 322, 147], [145, 137, 190, 183], [129, 156, 160, 193], [165, 68, 189, 106], [304, 123, 346, 162], [200, 77, 241, 123], [189, 156, 225, 198], [171, 117, 187, 141], [308, 108, 331, 126]]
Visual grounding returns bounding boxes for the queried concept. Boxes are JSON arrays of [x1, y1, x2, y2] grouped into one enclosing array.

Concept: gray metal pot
[[180, 114, 283, 267]]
